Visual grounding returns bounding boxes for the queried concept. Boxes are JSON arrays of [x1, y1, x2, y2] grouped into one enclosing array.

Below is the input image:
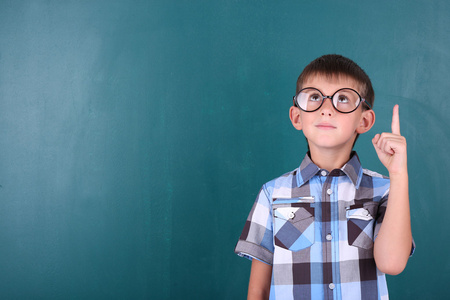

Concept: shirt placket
[[322, 172, 339, 300]]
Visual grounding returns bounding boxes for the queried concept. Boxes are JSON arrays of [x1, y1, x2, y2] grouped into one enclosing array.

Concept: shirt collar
[[296, 151, 363, 188]]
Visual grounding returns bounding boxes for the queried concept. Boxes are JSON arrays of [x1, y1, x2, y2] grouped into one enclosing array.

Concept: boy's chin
[[307, 141, 356, 152]]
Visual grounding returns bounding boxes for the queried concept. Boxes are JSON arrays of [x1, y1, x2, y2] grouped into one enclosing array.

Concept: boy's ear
[[356, 109, 375, 134], [289, 106, 303, 131]]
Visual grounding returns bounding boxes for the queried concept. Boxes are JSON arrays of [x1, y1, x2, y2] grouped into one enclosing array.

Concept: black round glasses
[[293, 87, 372, 114]]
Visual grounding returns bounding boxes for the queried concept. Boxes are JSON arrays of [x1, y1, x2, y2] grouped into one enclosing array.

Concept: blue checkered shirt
[[235, 152, 403, 300]]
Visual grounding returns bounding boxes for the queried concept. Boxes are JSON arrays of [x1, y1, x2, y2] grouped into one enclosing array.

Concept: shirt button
[[327, 189, 333, 195], [321, 170, 327, 176], [329, 283, 335, 290], [288, 212, 295, 219], [326, 234, 332, 241]]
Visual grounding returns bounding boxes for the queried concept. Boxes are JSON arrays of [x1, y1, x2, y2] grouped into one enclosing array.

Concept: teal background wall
[[0, 1, 448, 299]]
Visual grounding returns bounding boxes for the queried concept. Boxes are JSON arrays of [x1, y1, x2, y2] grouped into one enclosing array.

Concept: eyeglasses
[[293, 87, 372, 114]]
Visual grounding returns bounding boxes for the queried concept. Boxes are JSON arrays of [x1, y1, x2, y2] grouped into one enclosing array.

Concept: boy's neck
[[309, 146, 353, 172]]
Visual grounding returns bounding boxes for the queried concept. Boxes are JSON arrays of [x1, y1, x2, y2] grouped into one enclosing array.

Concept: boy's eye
[[337, 95, 349, 103], [309, 94, 322, 102]]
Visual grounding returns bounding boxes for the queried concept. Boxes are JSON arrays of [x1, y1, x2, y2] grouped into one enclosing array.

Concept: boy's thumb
[[372, 134, 380, 145]]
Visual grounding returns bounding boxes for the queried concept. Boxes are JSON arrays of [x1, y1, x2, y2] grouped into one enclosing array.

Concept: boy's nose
[[320, 97, 335, 116]]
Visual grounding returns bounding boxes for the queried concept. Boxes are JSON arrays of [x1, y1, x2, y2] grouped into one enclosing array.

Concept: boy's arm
[[247, 259, 272, 300], [372, 105, 413, 275]]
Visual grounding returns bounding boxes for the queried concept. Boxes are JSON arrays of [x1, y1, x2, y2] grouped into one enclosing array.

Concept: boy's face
[[290, 74, 375, 154]]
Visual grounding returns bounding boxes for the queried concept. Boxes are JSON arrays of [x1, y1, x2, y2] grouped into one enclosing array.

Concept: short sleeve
[[374, 190, 415, 256], [234, 185, 274, 265], [373, 191, 388, 240]]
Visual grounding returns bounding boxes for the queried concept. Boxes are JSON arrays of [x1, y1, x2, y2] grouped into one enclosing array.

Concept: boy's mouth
[[315, 122, 336, 130]]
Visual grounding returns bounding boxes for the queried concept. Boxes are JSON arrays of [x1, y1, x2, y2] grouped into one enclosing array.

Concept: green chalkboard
[[0, 1, 448, 299]]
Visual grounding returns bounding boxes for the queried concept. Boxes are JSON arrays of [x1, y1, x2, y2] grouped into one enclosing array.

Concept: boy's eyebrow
[[303, 86, 359, 95]]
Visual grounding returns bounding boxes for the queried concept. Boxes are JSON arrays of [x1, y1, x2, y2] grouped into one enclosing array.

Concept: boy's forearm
[[374, 171, 412, 275]]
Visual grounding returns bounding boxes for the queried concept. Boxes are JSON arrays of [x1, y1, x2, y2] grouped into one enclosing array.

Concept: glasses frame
[[293, 87, 372, 114]]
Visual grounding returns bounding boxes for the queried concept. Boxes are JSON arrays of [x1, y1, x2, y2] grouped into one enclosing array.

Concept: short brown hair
[[296, 54, 374, 109]]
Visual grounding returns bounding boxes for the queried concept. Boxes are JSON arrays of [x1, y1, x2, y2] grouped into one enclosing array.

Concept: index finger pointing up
[[391, 104, 400, 135]]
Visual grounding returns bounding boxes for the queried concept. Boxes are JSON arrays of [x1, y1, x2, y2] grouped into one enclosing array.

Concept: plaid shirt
[[235, 152, 399, 300]]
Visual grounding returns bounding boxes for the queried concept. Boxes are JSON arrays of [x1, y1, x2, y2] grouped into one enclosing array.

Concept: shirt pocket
[[346, 202, 378, 250], [273, 197, 315, 251]]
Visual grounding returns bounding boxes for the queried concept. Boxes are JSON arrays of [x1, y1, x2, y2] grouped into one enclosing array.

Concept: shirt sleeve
[[373, 191, 388, 241], [374, 190, 416, 256], [234, 185, 274, 265]]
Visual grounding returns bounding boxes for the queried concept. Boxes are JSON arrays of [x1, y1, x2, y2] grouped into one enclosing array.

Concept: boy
[[234, 54, 413, 300]]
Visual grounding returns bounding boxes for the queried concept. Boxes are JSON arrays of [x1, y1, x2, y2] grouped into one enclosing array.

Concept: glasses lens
[[332, 89, 361, 113], [296, 88, 323, 112]]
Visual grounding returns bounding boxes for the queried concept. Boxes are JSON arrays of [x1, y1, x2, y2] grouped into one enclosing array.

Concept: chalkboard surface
[[0, 1, 448, 299]]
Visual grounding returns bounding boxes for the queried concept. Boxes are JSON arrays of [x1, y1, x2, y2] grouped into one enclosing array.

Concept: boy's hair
[[296, 54, 374, 109]]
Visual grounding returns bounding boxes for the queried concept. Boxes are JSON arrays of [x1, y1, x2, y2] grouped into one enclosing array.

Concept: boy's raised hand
[[372, 105, 408, 175]]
